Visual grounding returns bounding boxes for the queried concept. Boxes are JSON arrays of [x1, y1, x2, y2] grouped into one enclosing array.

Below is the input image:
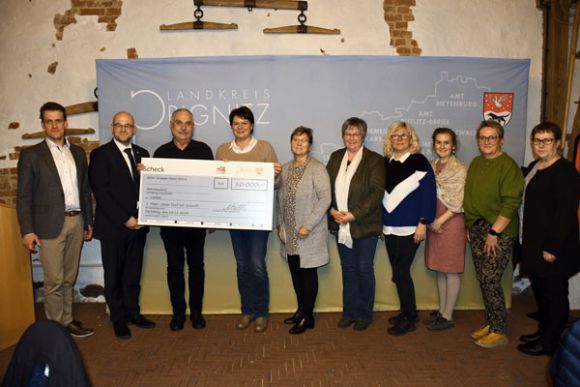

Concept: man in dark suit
[[153, 108, 213, 331], [17, 101, 94, 338], [89, 111, 155, 339]]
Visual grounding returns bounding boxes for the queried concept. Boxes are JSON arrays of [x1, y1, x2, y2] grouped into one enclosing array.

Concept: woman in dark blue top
[[382, 120, 436, 336]]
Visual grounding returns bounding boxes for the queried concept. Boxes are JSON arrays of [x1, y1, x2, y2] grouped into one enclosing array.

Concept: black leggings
[[384, 234, 419, 319], [287, 255, 319, 316]]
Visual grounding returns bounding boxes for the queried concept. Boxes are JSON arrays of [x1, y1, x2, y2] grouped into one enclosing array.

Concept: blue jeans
[[229, 230, 270, 317], [337, 237, 378, 322]]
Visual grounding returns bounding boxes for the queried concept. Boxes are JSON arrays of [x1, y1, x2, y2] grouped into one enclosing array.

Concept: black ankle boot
[[289, 315, 314, 334], [284, 308, 303, 325]]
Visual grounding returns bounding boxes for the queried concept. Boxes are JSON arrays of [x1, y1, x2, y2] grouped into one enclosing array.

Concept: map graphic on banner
[[96, 56, 530, 165]]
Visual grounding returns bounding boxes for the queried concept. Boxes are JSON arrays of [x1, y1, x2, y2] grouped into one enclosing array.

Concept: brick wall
[[383, 0, 422, 56], [54, 0, 123, 40], [0, 167, 18, 206], [0, 138, 100, 206]]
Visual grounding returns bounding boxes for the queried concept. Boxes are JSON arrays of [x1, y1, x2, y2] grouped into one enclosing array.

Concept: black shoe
[[191, 311, 206, 329], [526, 311, 541, 321], [388, 312, 404, 325], [422, 311, 441, 326], [427, 316, 455, 331], [387, 317, 416, 336], [337, 317, 355, 328], [517, 342, 553, 356], [388, 312, 418, 326], [170, 315, 185, 331], [519, 331, 541, 343], [353, 320, 371, 331], [284, 309, 304, 325], [289, 316, 314, 334], [129, 314, 156, 329], [113, 321, 131, 339]]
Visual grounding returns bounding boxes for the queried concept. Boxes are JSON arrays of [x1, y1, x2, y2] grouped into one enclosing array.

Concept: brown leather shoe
[[353, 320, 371, 331], [337, 317, 355, 328], [236, 314, 255, 330], [254, 317, 268, 333]]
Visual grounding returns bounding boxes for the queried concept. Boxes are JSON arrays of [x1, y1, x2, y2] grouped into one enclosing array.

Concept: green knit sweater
[[464, 152, 524, 238]]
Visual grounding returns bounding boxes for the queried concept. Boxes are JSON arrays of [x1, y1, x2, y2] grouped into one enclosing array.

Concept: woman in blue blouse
[[382, 120, 437, 336]]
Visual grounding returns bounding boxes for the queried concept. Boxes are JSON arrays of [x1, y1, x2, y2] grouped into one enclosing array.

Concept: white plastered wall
[[5, 0, 576, 310]]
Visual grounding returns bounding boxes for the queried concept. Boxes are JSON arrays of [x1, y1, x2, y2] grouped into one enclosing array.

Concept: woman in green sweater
[[464, 120, 524, 349]]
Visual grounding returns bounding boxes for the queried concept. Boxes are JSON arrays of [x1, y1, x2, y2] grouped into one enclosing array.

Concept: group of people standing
[[275, 113, 579, 356], [17, 103, 579, 357], [321, 118, 454, 337]]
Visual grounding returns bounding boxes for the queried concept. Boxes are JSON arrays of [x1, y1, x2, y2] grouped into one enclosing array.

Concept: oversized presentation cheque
[[138, 158, 274, 230]]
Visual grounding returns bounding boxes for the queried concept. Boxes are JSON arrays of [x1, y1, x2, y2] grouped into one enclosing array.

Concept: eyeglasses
[[172, 120, 194, 128], [391, 134, 409, 140], [291, 138, 310, 145], [43, 119, 65, 126], [113, 123, 135, 130], [532, 138, 555, 145], [344, 132, 362, 138], [477, 135, 499, 143]]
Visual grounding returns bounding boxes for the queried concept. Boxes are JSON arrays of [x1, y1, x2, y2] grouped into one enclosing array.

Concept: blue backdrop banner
[[96, 56, 530, 165]]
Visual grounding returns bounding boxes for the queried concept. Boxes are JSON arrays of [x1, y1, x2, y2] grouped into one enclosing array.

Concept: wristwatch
[[419, 217, 427, 225], [488, 228, 501, 237]]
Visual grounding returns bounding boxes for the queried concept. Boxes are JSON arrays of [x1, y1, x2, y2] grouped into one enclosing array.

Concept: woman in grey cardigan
[[277, 126, 331, 334]]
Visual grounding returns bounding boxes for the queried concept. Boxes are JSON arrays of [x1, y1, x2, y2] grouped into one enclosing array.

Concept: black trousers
[[287, 255, 318, 316], [384, 234, 419, 319], [161, 227, 206, 317], [100, 230, 147, 322], [530, 275, 570, 352]]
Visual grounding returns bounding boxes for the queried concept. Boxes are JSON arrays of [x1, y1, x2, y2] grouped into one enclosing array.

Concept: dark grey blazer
[[326, 147, 385, 239], [16, 140, 93, 239]]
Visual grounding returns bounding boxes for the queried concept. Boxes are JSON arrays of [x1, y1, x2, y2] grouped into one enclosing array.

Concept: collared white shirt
[[46, 138, 80, 211], [228, 136, 257, 154], [390, 151, 411, 164], [114, 138, 135, 178]]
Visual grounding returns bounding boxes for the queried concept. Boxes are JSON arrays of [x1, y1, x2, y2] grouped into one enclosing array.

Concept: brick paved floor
[[2, 293, 572, 386]]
